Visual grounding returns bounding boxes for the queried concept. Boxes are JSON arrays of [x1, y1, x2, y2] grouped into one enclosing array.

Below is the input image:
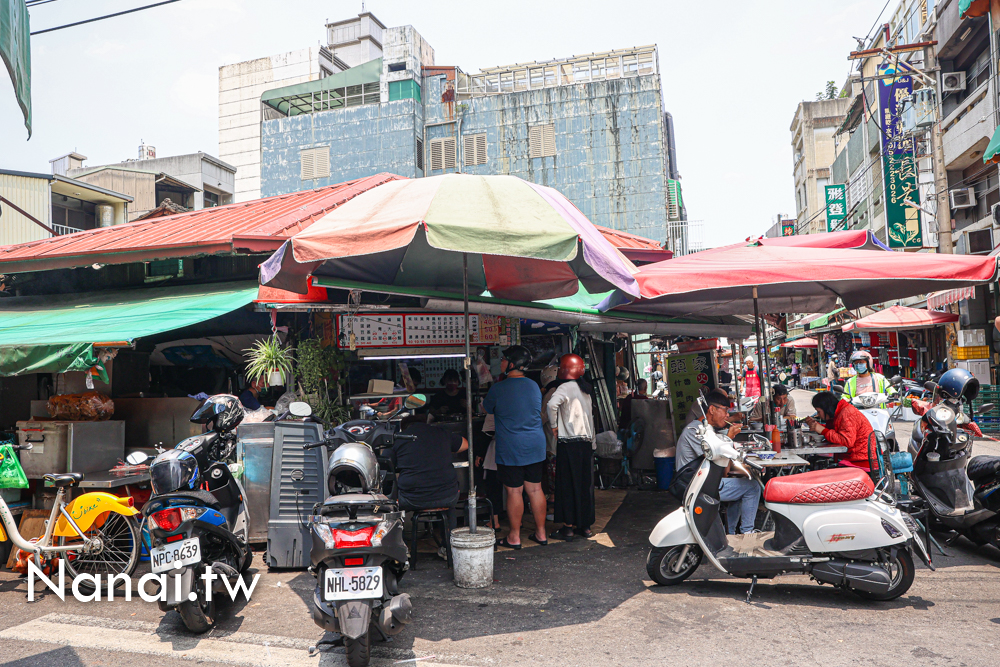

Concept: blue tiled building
[[260, 28, 682, 246]]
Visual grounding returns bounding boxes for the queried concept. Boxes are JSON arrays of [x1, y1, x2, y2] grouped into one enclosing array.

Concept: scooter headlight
[[371, 520, 391, 547]]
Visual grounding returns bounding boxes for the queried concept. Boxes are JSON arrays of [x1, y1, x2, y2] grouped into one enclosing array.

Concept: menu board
[[336, 313, 520, 349], [666, 350, 718, 438]]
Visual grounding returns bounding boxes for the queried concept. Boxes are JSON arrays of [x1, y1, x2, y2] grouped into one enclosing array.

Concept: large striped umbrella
[[259, 174, 640, 301]]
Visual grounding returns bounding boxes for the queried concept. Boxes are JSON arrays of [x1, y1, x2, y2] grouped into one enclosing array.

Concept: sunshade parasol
[[260, 174, 640, 301], [780, 337, 818, 349], [842, 305, 959, 332], [693, 230, 891, 258], [616, 243, 998, 317]]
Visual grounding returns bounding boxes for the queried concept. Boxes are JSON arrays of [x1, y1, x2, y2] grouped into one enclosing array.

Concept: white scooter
[[842, 375, 903, 452], [647, 406, 931, 601]]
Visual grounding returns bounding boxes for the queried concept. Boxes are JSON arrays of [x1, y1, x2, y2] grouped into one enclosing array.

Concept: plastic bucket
[[450, 527, 495, 588], [654, 457, 675, 490]]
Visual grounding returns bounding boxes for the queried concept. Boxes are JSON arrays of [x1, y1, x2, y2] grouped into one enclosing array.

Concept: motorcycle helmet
[[328, 442, 381, 495], [190, 394, 244, 432], [937, 368, 980, 403], [850, 350, 873, 374], [501, 345, 532, 372], [558, 354, 586, 380], [148, 449, 200, 495]]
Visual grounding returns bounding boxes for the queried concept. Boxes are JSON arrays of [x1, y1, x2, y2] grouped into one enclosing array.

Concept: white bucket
[[450, 527, 495, 588]]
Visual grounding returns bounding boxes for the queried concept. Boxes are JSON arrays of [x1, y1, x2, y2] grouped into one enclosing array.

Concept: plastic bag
[[0, 444, 29, 489], [47, 392, 114, 421]]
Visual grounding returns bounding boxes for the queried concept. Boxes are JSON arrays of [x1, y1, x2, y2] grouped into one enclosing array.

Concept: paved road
[[2, 392, 999, 666]]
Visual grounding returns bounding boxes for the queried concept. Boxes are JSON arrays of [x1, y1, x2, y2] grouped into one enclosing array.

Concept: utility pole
[[924, 41, 954, 254]]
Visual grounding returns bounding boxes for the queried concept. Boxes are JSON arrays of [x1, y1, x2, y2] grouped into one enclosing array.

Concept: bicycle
[[1, 444, 142, 591]]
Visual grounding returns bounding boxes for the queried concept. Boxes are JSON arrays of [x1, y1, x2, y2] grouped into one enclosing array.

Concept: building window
[[529, 124, 556, 158], [301, 146, 331, 180], [203, 190, 220, 208], [416, 139, 424, 171], [389, 80, 421, 103], [464, 133, 487, 166], [429, 137, 456, 171]]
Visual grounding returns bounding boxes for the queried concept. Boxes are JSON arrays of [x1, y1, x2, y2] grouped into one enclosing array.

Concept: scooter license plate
[[149, 538, 202, 574], [324, 567, 383, 601]]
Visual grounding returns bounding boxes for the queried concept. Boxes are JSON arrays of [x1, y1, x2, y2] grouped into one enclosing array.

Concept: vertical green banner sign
[[0, 0, 31, 137], [824, 184, 847, 231], [878, 64, 921, 248], [666, 351, 718, 438]]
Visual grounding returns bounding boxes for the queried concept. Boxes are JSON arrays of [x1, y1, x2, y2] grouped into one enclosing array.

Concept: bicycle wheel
[[60, 512, 140, 591]]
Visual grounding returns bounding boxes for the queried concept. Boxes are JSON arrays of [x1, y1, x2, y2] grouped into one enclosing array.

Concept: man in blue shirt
[[483, 345, 548, 548]]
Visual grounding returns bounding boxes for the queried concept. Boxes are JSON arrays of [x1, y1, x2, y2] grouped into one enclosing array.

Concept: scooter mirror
[[924, 381, 938, 392], [289, 401, 313, 417], [125, 451, 150, 465], [404, 393, 427, 410], [832, 384, 845, 394], [890, 375, 902, 385], [978, 403, 995, 415]]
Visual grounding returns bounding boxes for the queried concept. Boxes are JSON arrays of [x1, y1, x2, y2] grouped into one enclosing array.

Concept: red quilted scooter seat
[[763, 468, 874, 504]]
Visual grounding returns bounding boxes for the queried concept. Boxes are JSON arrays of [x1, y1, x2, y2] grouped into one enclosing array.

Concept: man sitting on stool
[[676, 388, 760, 534]]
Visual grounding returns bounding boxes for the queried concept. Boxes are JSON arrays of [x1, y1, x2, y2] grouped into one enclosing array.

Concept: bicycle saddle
[[43, 472, 85, 488]]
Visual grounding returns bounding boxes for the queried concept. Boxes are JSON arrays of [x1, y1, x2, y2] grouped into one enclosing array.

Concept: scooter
[[304, 395, 425, 667], [647, 402, 931, 601], [908, 381, 1000, 551], [139, 394, 253, 633]]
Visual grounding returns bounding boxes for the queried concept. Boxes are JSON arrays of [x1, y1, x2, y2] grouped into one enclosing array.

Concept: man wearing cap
[[483, 345, 548, 549], [676, 389, 760, 534], [749, 383, 796, 423]]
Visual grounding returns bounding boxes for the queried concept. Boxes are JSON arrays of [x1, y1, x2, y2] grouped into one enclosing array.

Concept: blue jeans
[[719, 478, 761, 534]]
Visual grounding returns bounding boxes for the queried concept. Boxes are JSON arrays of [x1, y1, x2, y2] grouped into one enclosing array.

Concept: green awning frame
[[0, 282, 259, 376], [806, 306, 847, 331], [261, 59, 383, 117]]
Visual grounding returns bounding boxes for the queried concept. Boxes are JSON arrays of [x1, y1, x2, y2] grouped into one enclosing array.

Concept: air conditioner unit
[[992, 202, 1000, 226], [967, 228, 994, 254], [950, 187, 976, 209], [942, 71, 967, 94]]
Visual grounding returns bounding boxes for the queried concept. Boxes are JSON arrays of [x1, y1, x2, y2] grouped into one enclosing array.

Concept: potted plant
[[295, 338, 352, 425], [244, 335, 294, 387]]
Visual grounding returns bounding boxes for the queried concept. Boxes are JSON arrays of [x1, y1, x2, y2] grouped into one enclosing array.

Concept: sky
[[0, 0, 893, 245]]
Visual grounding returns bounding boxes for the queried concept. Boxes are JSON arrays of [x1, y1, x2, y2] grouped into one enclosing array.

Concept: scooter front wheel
[[344, 629, 372, 667], [647, 544, 702, 586]]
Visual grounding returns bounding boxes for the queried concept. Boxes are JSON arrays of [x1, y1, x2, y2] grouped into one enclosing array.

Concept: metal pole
[[752, 287, 772, 426], [731, 341, 741, 413], [463, 253, 477, 533], [924, 41, 953, 254]]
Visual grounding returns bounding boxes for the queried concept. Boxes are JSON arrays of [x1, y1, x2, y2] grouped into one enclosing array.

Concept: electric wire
[[25, 0, 64, 7], [30, 0, 183, 35]]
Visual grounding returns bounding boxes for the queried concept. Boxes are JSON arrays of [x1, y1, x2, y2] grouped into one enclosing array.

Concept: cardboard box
[[366, 379, 395, 395]]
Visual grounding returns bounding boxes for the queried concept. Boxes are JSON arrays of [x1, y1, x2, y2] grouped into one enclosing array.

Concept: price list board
[[336, 313, 520, 348], [666, 350, 718, 438]]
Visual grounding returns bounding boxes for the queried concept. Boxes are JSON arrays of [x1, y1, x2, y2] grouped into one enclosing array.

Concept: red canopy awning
[[842, 305, 959, 332], [780, 337, 818, 348], [617, 243, 998, 317]]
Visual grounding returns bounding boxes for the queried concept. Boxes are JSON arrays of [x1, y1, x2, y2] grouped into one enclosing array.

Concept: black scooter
[[304, 395, 426, 667], [909, 382, 1000, 551], [138, 395, 252, 633]]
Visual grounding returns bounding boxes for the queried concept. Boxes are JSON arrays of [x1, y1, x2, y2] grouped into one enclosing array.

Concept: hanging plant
[[244, 335, 294, 387], [295, 339, 354, 425]]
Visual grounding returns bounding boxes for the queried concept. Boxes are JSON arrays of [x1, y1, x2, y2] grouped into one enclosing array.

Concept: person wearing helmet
[[483, 345, 548, 548], [742, 355, 761, 398], [844, 350, 895, 407], [547, 354, 596, 541]]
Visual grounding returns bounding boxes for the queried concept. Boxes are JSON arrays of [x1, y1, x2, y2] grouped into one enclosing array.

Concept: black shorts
[[497, 461, 544, 488]]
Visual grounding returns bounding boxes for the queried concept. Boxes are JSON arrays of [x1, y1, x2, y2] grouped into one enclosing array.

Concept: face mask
[[853, 362, 868, 374]]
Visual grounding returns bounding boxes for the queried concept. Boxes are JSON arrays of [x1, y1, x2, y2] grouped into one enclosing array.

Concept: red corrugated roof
[[0, 173, 402, 273]]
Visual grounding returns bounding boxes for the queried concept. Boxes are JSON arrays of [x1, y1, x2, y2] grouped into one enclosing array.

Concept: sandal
[[496, 537, 522, 550], [574, 527, 593, 539], [552, 526, 575, 541], [528, 532, 548, 546]]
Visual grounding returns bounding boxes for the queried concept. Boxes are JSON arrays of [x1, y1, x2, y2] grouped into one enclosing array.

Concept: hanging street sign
[[877, 63, 922, 248], [824, 184, 847, 231], [0, 0, 31, 137]]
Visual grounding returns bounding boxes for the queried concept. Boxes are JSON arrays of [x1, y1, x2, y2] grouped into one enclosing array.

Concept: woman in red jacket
[[804, 391, 875, 469]]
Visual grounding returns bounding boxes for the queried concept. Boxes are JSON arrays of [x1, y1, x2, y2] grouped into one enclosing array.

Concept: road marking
[[0, 613, 466, 667]]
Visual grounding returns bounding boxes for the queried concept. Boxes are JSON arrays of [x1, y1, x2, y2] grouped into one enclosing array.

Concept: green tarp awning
[[806, 306, 846, 331], [985, 124, 1000, 164], [0, 282, 259, 376], [960, 0, 991, 20]]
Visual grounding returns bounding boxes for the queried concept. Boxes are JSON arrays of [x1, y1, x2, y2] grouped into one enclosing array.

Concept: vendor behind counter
[[427, 369, 467, 416]]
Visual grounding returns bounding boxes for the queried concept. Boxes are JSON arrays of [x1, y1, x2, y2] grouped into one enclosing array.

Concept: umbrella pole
[[752, 287, 772, 427], [463, 253, 477, 534]]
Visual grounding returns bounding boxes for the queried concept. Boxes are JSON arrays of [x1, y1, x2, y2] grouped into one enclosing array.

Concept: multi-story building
[[789, 98, 852, 234], [61, 145, 236, 221], [258, 26, 680, 245], [218, 12, 386, 202]]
